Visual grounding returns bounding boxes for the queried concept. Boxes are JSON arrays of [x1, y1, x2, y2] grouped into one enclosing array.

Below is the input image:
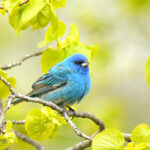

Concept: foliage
[[92, 124, 150, 150], [92, 128, 125, 150], [44, 20, 66, 45], [0, 0, 98, 148], [0, 121, 17, 150], [41, 23, 98, 73], [0, 0, 150, 150], [25, 107, 66, 141], [130, 124, 150, 149], [0, 0, 66, 34]]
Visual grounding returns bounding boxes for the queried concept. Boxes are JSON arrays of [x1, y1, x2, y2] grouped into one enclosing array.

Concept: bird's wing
[[27, 67, 68, 97]]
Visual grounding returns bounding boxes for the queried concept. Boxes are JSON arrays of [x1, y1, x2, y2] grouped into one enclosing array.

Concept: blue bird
[[13, 53, 91, 107]]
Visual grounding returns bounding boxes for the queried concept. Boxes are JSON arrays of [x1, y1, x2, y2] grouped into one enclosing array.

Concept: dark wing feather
[[27, 73, 67, 97]]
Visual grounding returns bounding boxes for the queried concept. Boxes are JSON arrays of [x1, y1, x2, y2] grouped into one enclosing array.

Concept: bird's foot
[[67, 106, 76, 120], [67, 106, 75, 112], [58, 106, 68, 116], [58, 106, 76, 120]]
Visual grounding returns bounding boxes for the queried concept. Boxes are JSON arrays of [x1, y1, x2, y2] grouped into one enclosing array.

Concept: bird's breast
[[62, 73, 89, 105]]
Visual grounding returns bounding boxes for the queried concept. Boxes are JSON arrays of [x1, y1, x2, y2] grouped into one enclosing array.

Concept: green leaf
[[92, 128, 125, 150], [37, 40, 47, 48], [1, 0, 21, 12], [0, 69, 16, 99], [6, 121, 13, 131], [45, 20, 66, 44], [41, 107, 66, 126], [0, 121, 17, 150], [20, 0, 45, 28], [131, 124, 150, 144], [9, 0, 58, 33], [25, 108, 54, 141], [66, 23, 79, 44], [51, 0, 67, 9], [31, 2, 57, 30], [25, 107, 65, 141], [145, 56, 150, 86], [0, 9, 7, 15], [126, 142, 147, 150], [41, 47, 65, 73], [9, 0, 45, 33], [58, 23, 79, 49]]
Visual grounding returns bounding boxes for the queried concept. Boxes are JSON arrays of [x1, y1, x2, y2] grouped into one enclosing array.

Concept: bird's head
[[65, 53, 90, 74]]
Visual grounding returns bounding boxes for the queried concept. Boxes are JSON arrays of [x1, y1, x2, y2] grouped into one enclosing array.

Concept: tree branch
[[0, 6, 4, 9], [0, 95, 15, 129], [14, 130, 45, 150], [67, 139, 91, 150], [0, 0, 29, 10], [3, 120, 25, 125], [68, 111, 105, 131], [0, 51, 43, 70], [19, 0, 29, 6], [15, 93, 106, 132], [0, 76, 16, 94], [67, 129, 101, 150], [0, 76, 92, 145], [0, 74, 131, 150], [67, 132, 131, 150], [0, 99, 2, 113], [63, 111, 92, 140]]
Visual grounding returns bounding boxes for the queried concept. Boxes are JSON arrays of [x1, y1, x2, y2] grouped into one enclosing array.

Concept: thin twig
[[67, 126, 102, 150], [0, 51, 43, 70], [0, 6, 4, 9], [0, 76, 16, 94], [67, 128, 101, 150], [68, 131, 131, 150], [123, 133, 131, 142], [68, 111, 105, 131], [0, 0, 29, 10], [0, 76, 17, 129], [19, 0, 29, 6], [63, 111, 92, 140], [0, 74, 131, 150], [15, 94, 106, 131], [14, 94, 92, 141], [0, 95, 15, 129], [16, 94, 63, 112], [14, 131, 45, 150], [0, 100, 2, 113], [67, 139, 91, 150], [3, 120, 25, 125], [14, 94, 105, 129]]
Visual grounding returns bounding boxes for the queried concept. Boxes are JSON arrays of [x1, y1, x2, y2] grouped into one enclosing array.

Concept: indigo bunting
[[13, 53, 91, 106]]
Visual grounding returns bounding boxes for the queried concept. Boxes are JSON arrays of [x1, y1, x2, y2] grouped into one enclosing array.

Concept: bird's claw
[[67, 106, 75, 112], [59, 106, 76, 120], [67, 106, 76, 120]]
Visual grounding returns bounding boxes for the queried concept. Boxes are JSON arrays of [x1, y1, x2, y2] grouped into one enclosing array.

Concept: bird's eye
[[74, 61, 82, 65]]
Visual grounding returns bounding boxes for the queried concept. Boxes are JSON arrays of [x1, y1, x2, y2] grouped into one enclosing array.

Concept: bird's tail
[[12, 98, 23, 105]]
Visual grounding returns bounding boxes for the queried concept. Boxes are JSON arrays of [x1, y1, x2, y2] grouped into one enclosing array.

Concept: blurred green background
[[0, 0, 150, 149]]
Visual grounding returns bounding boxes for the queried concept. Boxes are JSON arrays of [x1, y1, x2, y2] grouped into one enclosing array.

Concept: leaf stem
[[0, 0, 30, 10]]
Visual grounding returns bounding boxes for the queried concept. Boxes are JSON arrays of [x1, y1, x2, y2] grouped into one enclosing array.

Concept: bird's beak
[[81, 61, 89, 67]]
